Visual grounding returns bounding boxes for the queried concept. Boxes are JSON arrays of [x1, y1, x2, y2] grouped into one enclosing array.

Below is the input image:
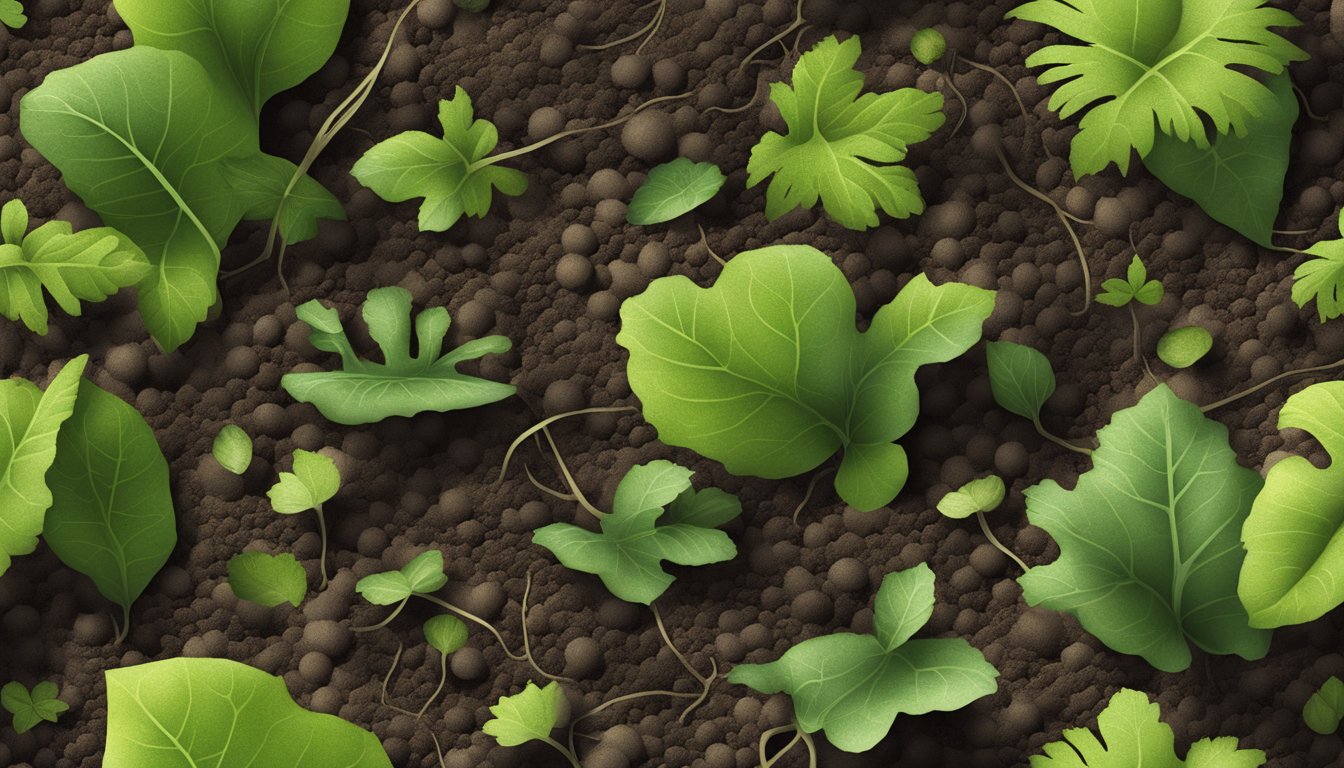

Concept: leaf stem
[[498, 406, 637, 485], [792, 466, 836, 526], [478, 92, 692, 169], [652, 603, 718, 723], [567, 688, 699, 758], [1200, 357, 1344, 413], [1032, 416, 1092, 456], [952, 53, 1050, 159], [1129, 304, 1157, 386], [352, 596, 410, 633], [415, 650, 449, 719], [576, 0, 664, 52], [416, 592, 573, 684], [111, 605, 130, 646], [314, 503, 330, 590], [378, 641, 421, 717], [697, 223, 726, 266], [975, 511, 1029, 573], [738, 0, 805, 74], [539, 736, 582, 768], [540, 426, 609, 520]]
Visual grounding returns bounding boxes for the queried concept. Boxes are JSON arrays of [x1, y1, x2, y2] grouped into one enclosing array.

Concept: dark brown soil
[[3, 0, 1344, 766]]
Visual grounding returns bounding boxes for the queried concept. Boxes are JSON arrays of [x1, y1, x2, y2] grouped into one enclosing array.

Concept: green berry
[[911, 28, 947, 66]]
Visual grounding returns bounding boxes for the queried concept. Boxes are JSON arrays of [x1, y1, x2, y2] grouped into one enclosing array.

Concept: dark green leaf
[[986, 341, 1055, 422]]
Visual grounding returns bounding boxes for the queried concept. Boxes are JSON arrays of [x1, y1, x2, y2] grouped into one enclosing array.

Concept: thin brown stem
[[704, 76, 767, 115], [576, 0, 664, 52], [352, 597, 409, 633], [414, 651, 449, 719], [499, 406, 637, 485], [567, 688, 699, 757], [314, 503, 330, 590], [1266, 244, 1312, 258], [524, 463, 577, 502], [111, 606, 130, 646], [797, 727, 818, 768], [976, 512, 1029, 573], [652, 603, 718, 723], [1129, 304, 1157, 385], [431, 732, 447, 768], [758, 724, 799, 767], [416, 594, 574, 683], [792, 466, 836, 526], [995, 145, 1093, 313], [1201, 357, 1344, 413], [697, 223, 727, 266], [1292, 80, 1327, 122], [954, 53, 1051, 159], [944, 74, 970, 137], [541, 426, 608, 520], [481, 92, 692, 168], [1273, 228, 1317, 237], [738, 0, 804, 73], [1032, 416, 1092, 456], [379, 642, 420, 717]]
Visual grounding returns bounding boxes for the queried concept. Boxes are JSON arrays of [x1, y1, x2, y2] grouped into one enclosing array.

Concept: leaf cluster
[[1097, 255, 1163, 308], [356, 551, 449, 606], [1, 682, 67, 734]]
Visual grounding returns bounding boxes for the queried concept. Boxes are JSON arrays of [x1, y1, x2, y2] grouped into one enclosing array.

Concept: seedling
[[483, 682, 577, 768], [1098, 254, 1163, 382], [729, 564, 997, 758], [281, 286, 516, 425], [227, 552, 307, 608], [985, 341, 1091, 456], [626, 159, 726, 226], [0, 198, 149, 335], [1157, 326, 1212, 369], [0, 0, 24, 28], [1305, 677, 1344, 735], [379, 614, 470, 719], [267, 450, 340, 590], [212, 424, 253, 475], [1, 682, 67, 734], [936, 476, 1027, 572]]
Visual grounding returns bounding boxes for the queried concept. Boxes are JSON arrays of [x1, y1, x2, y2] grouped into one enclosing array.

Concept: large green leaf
[[45, 380, 176, 625], [1019, 385, 1269, 672], [0, 355, 86, 576], [1144, 73, 1297, 247], [617, 244, 994, 511], [104, 658, 393, 768], [20, 47, 255, 352], [747, 35, 945, 230], [1239, 382, 1344, 627], [1006, 0, 1306, 177], [728, 564, 997, 753]]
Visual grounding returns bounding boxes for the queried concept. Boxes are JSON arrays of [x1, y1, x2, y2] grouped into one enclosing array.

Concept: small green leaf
[[1294, 209, 1344, 322], [0, 0, 26, 29], [937, 476, 1006, 520], [1156, 326, 1212, 369], [268, 450, 340, 514], [1305, 677, 1344, 735], [228, 552, 307, 608], [483, 682, 563, 748], [2, 681, 67, 734], [1126, 254, 1147, 287], [424, 615, 468, 655], [986, 341, 1055, 422], [2, 199, 28, 245], [627, 159, 726, 225], [1133, 279, 1164, 305], [910, 28, 947, 66], [356, 550, 447, 606], [212, 424, 253, 474]]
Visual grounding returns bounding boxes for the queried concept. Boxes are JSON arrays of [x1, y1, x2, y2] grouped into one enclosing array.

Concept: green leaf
[[104, 658, 393, 767], [1030, 688, 1264, 767], [1006, 0, 1307, 177], [228, 552, 307, 608], [747, 35, 945, 231], [212, 424, 252, 475], [910, 28, 947, 66], [355, 550, 448, 606], [219, 154, 346, 245], [1098, 255, 1163, 308], [1143, 72, 1297, 247], [1239, 382, 1344, 626], [44, 379, 177, 624], [424, 614, 468, 655], [2, 199, 27, 245], [1, 682, 67, 734], [268, 449, 340, 515], [483, 681, 563, 748], [0, 0, 26, 29], [1156, 326, 1212, 369], [937, 476, 1006, 520], [728, 564, 996, 753], [1293, 209, 1344, 322], [627, 159, 726, 225], [617, 244, 994, 512], [20, 47, 255, 352], [0, 355, 86, 576], [533, 460, 740, 604], [1304, 677, 1344, 735], [986, 340, 1055, 422], [282, 287, 516, 425], [352, 88, 528, 232], [1019, 385, 1269, 672]]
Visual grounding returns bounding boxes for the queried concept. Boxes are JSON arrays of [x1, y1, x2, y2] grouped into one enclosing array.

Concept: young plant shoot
[[267, 450, 340, 590], [1, 681, 67, 734]]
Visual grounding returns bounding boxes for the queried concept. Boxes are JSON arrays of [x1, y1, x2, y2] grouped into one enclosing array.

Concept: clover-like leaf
[[1020, 385, 1269, 672], [986, 340, 1056, 423], [268, 449, 340, 515], [619, 244, 994, 512], [483, 682, 564, 748], [0, 0, 26, 29], [1305, 677, 1344, 735], [627, 159, 726, 225], [424, 614, 468, 655], [937, 476, 1006, 520], [1097, 255, 1163, 308], [1, 682, 67, 734], [747, 35, 945, 231], [356, 550, 448, 606], [728, 563, 997, 753], [532, 461, 741, 605], [228, 552, 307, 608], [282, 286, 516, 425], [212, 424, 252, 475]]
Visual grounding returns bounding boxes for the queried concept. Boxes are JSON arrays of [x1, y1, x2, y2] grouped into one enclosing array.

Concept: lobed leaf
[[268, 449, 340, 514], [483, 682, 563, 748], [356, 550, 448, 606]]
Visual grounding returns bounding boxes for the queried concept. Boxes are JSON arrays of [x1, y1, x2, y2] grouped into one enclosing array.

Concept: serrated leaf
[[45, 379, 177, 625], [212, 424, 252, 475], [282, 286, 516, 425], [268, 449, 340, 514], [747, 35, 945, 231], [728, 564, 996, 753], [1019, 385, 1269, 672], [1293, 209, 1344, 322], [937, 476, 1006, 520], [104, 658, 392, 767], [1304, 677, 1344, 735], [355, 550, 447, 606], [1156, 326, 1212, 369], [617, 244, 994, 512], [627, 158, 726, 225], [0, 355, 86, 576], [228, 552, 307, 608], [1, 682, 67, 734], [424, 614, 468, 655], [1006, 0, 1307, 177], [352, 88, 528, 232], [483, 682, 563, 748], [986, 340, 1055, 422], [0, 0, 25, 29]]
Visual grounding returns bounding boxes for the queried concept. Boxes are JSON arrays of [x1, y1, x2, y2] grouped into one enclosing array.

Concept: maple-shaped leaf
[[746, 34, 945, 231], [1293, 209, 1344, 322], [351, 87, 527, 232], [1006, 0, 1307, 177]]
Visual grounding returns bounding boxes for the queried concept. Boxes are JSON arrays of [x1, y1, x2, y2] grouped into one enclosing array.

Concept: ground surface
[[2, 0, 1344, 766]]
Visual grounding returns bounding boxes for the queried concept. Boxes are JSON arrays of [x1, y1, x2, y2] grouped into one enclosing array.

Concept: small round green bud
[[911, 28, 947, 66]]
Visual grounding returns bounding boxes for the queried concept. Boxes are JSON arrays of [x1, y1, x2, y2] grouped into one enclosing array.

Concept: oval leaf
[[1156, 326, 1213, 369], [627, 159, 726, 226], [424, 614, 468, 655], [212, 424, 253, 475], [228, 552, 307, 608], [986, 341, 1055, 422]]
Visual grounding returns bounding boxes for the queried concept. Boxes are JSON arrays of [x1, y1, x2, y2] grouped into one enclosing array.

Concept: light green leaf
[[228, 552, 307, 608], [1185, 738, 1266, 768], [0, 0, 25, 29], [0, 354, 86, 576], [424, 615, 468, 655], [1293, 209, 1344, 322], [104, 658, 393, 767], [45, 379, 177, 626], [268, 449, 340, 514], [483, 682, 563, 748], [2, 199, 27, 245], [627, 159, 726, 225], [937, 476, 1006, 520], [747, 35, 945, 231], [1304, 677, 1344, 735], [533, 460, 740, 604], [910, 28, 947, 66], [355, 550, 447, 606], [1156, 326, 1212, 369], [986, 340, 1055, 422], [352, 88, 528, 232], [1239, 382, 1344, 626], [1144, 72, 1297, 247], [219, 154, 346, 245], [1006, 0, 1307, 177], [282, 286, 516, 425], [728, 564, 996, 753], [212, 424, 252, 475], [1019, 385, 1269, 672], [1, 682, 67, 734], [617, 244, 994, 511]]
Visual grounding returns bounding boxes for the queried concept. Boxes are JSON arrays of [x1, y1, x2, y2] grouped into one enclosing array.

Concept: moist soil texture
[[3, 0, 1344, 766]]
